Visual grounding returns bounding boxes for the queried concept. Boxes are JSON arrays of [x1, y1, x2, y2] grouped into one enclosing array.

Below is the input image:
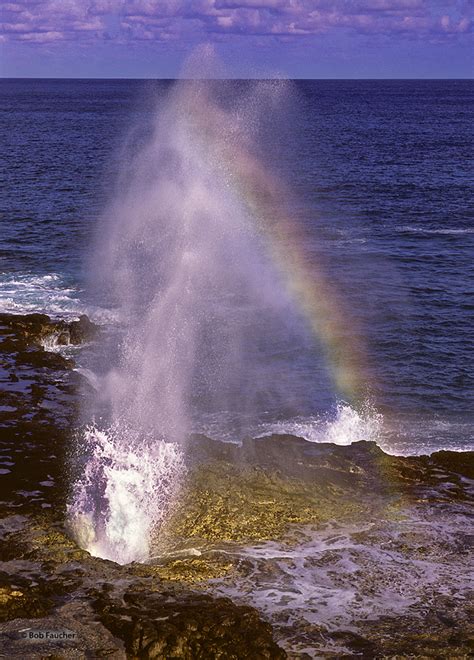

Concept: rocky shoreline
[[1, 312, 473, 658]]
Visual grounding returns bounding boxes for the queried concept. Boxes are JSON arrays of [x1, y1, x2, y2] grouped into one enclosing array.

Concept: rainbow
[[237, 155, 369, 403], [183, 83, 371, 404]]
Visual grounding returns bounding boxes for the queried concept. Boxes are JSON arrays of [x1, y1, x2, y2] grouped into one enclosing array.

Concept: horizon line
[[1, 76, 473, 81]]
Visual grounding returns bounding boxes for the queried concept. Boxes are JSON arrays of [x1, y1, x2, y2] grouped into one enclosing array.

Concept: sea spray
[[68, 78, 303, 562], [69, 423, 184, 564], [89, 78, 307, 438], [69, 73, 373, 563], [256, 402, 383, 446]]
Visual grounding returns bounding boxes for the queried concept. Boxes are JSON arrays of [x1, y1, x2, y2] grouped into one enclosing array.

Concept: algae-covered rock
[[160, 460, 366, 547], [156, 435, 412, 554], [0, 569, 77, 622], [132, 555, 235, 584], [0, 584, 52, 622], [27, 528, 90, 563], [151, 436, 474, 587]]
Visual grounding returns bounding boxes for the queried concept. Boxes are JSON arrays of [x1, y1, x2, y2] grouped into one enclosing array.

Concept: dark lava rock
[[0, 569, 81, 622], [187, 434, 474, 498], [0, 312, 99, 348], [68, 314, 99, 344], [92, 586, 286, 659], [431, 449, 474, 479], [15, 349, 73, 370]]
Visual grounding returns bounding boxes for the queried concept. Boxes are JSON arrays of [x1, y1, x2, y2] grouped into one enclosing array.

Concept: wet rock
[[158, 459, 367, 549], [330, 630, 378, 656], [431, 449, 474, 480], [0, 531, 30, 562], [92, 586, 286, 659], [68, 314, 99, 344], [0, 583, 52, 622], [16, 349, 73, 370], [347, 611, 474, 658], [0, 568, 80, 622], [0, 512, 286, 657], [0, 600, 127, 659], [0, 312, 99, 348]]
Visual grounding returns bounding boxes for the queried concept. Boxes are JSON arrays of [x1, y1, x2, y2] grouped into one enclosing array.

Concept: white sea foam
[[0, 273, 79, 316], [39, 331, 73, 353], [375, 415, 474, 456], [0, 271, 116, 322], [68, 423, 185, 564], [256, 402, 383, 447], [256, 405, 474, 456], [400, 225, 474, 235], [204, 508, 474, 655]]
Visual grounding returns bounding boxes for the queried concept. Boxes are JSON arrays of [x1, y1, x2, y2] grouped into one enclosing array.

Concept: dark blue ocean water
[[1, 79, 473, 454]]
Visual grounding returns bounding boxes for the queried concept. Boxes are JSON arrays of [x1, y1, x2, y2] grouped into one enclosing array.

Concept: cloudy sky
[[0, 0, 472, 78]]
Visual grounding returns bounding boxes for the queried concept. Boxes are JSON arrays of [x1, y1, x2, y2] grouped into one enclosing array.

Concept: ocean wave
[[379, 416, 474, 456], [399, 226, 474, 236], [256, 403, 383, 448], [255, 405, 473, 457], [0, 271, 117, 323]]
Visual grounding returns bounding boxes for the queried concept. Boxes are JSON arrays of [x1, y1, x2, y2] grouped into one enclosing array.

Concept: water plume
[[69, 424, 184, 564], [69, 70, 372, 563]]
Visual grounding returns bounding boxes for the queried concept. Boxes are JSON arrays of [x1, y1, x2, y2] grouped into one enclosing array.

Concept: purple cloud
[[0, 0, 471, 45]]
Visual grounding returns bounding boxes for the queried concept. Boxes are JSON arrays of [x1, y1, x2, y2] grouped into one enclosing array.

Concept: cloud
[[0, 0, 471, 45], [18, 30, 65, 42]]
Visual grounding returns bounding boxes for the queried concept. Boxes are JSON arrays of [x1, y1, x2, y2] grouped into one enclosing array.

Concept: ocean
[[1, 79, 473, 455]]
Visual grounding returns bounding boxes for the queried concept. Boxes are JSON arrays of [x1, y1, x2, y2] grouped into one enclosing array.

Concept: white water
[[0, 271, 116, 322], [0, 273, 80, 317], [256, 402, 383, 447], [69, 424, 184, 564]]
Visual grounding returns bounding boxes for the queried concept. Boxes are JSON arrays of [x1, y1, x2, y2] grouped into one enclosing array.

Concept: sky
[[0, 1, 472, 78]]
